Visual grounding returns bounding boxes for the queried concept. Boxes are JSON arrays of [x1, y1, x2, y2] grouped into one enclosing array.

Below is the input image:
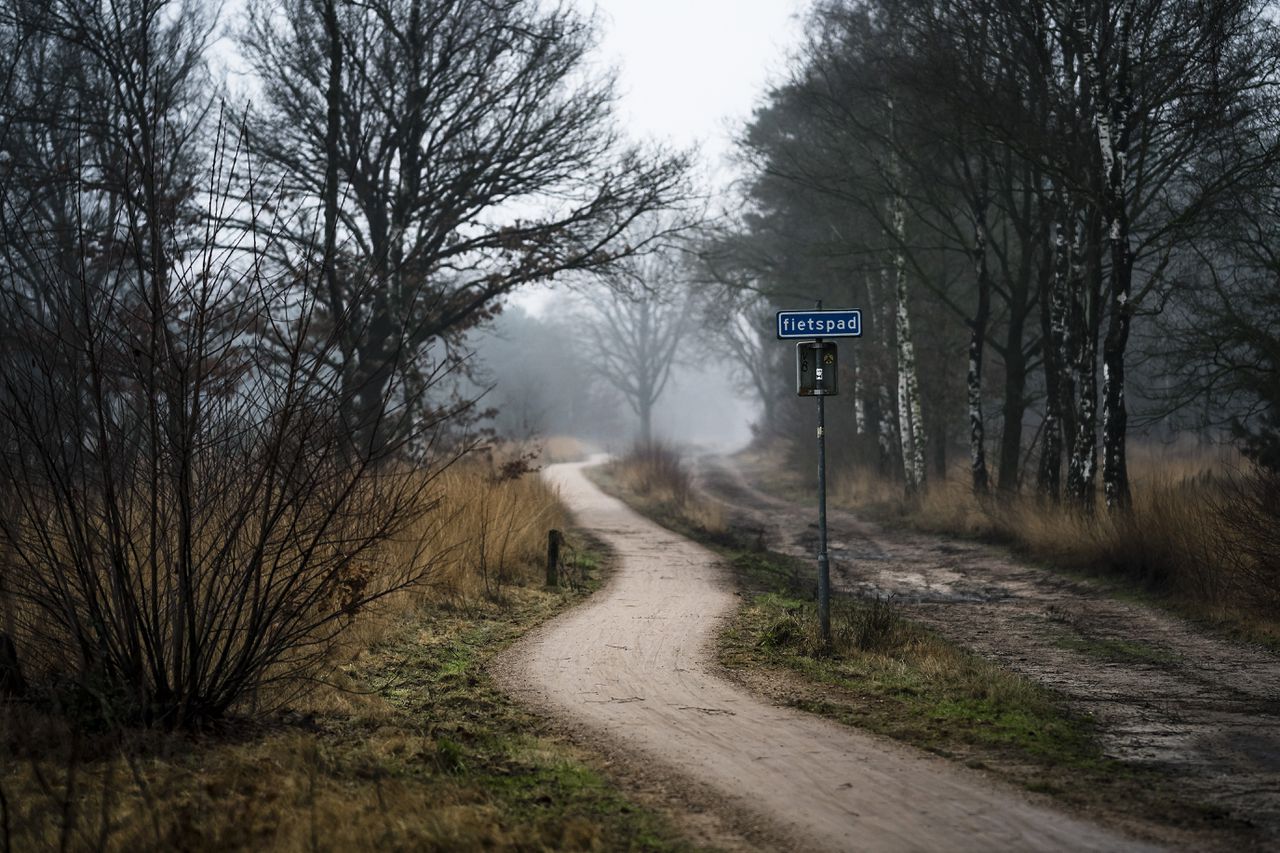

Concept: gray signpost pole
[[814, 301, 831, 646], [817, 375, 831, 645]]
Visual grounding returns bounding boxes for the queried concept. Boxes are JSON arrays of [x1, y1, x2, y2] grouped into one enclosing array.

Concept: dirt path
[[498, 459, 1149, 852], [691, 452, 1280, 848]]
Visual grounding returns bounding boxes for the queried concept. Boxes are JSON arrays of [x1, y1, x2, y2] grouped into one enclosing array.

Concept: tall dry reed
[[605, 442, 725, 534], [296, 454, 568, 664], [824, 445, 1277, 633]]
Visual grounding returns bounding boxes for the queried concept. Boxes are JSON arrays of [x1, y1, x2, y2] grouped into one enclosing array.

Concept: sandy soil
[[496, 459, 1150, 852], [691, 452, 1280, 849]]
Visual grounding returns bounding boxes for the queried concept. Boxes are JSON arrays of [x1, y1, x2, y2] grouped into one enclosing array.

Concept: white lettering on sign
[[776, 310, 863, 339], [780, 318, 859, 333]]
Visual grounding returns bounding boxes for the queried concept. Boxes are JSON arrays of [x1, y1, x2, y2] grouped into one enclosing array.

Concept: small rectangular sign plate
[[776, 309, 862, 339]]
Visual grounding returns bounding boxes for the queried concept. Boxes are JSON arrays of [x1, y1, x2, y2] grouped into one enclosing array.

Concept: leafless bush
[[1215, 466, 1280, 613], [0, 114, 448, 729]]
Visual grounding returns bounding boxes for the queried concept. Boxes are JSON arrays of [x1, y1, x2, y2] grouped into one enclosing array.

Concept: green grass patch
[[721, 590, 1102, 766], [1052, 634, 1179, 666], [350, 548, 690, 851]]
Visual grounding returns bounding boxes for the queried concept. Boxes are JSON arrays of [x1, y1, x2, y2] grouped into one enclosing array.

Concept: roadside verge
[[500, 458, 1147, 852]]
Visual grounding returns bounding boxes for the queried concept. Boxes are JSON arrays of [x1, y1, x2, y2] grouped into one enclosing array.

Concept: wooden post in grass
[[546, 529, 563, 587]]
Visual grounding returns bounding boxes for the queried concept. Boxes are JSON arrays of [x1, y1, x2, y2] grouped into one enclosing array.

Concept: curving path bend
[[497, 459, 1152, 852]]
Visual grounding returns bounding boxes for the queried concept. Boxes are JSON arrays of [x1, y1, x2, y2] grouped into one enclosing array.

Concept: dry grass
[[817, 444, 1280, 641], [600, 442, 725, 537], [295, 454, 569, 705], [0, 586, 684, 852], [536, 435, 594, 464], [0, 457, 677, 852], [407, 458, 568, 606]]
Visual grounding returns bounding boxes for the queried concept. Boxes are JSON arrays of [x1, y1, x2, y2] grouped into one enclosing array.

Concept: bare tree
[[0, 123, 448, 729], [699, 289, 783, 437], [583, 253, 691, 445], [240, 0, 690, 452]]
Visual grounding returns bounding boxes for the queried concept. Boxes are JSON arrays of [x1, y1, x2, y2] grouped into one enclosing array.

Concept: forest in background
[[697, 0, 1280, 504]]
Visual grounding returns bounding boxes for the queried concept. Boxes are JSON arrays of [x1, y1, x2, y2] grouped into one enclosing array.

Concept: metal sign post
[[777, 305, 862, 648], [816, 363, 830, 644]]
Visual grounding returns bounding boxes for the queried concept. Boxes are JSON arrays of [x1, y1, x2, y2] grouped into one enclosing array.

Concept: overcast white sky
[[527, 2, 804, 443], [578, 0, 806, 181], [220, 0, 805, 193]]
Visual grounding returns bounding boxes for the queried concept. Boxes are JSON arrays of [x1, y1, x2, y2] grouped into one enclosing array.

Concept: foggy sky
[[575, 0, 805, 176]]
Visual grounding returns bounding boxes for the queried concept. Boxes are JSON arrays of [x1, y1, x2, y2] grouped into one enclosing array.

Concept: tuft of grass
[[592, 442, 726, 540]]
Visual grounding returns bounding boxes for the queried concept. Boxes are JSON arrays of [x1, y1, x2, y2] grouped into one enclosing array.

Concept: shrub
[[1215, 465, 1280, 613], [606, 441, 725, 536], [0, 125, 445, 729]]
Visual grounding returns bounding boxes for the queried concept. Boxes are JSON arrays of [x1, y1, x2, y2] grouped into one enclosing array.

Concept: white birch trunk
[[887, 99, 926, 492], [896, 266, 927, 491], [852, 350, 867, 436]]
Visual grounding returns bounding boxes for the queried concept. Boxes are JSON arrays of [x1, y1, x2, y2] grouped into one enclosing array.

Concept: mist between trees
[[0, 0, 691, 729], [691, 0, 1280, 509]]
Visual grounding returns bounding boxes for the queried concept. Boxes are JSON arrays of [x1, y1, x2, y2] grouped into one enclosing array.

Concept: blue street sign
[[775, 309, 862, 339]]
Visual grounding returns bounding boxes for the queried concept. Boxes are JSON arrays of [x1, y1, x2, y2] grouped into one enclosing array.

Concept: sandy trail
[[498, 459, 1148, 852]]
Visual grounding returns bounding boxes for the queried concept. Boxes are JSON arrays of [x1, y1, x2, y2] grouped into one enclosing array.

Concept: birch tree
[[886, 99, 928, 492]]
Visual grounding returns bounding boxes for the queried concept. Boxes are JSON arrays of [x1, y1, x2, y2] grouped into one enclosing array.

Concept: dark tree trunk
[[0, 633, 25, 697], [639, 400, 653, 446], [322, 0, 343, 320], [997, 300, 1029, 493], [968, 195, 991, 495], [933, 418, 948, 480], [1037, 212, 1069, 501]]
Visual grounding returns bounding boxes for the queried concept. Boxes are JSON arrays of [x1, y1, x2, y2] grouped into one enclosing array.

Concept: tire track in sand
[[498, 459, 1153, 852]]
